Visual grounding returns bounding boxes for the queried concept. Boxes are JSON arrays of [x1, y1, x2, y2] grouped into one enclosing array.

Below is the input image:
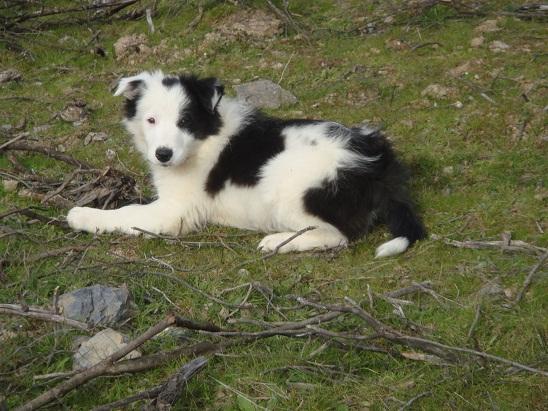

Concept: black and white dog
[[67, 71, 425, 257]]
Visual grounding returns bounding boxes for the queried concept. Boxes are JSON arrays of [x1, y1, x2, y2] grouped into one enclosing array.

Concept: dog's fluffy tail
[[375, 201, 426, 258]]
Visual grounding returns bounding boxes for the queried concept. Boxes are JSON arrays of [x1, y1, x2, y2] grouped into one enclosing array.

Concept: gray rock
[[234, 79, 297, 109], [58, 284, 132, 327], [0, 69, 21, 84], [489, 40, 510, 53], [73, 328, 141, 370]]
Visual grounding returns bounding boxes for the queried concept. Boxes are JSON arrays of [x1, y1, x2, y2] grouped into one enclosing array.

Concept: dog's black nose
[[155, 147, 173, 163]]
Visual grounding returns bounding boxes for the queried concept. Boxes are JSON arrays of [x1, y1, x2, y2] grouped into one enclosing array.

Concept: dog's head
[[114, 71, 224, 167]]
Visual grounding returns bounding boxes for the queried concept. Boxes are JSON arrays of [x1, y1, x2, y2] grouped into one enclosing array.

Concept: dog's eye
[[147, 117, 156, 125]]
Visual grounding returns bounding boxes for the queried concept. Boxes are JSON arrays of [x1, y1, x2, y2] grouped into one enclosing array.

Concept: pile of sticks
[[8, 280, 546, 411], [0, 134, 146, 211]]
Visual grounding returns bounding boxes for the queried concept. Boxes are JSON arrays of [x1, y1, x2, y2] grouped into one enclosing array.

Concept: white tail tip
[[375, 236, 410, 258]]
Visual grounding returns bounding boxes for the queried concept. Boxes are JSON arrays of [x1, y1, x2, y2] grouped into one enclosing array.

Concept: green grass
[[1, 1, 547, 409]]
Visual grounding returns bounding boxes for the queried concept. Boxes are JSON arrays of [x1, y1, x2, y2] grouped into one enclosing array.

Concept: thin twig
[[513, 252, 548, 305], [93, 356, 208, 411], [398, 391, 432, 411], [263, 226, 317, 258], [2, 141, 92, 169], [0, 304, 89, 331], [437, 235, 547, 255], [184, 3, 203, 34]]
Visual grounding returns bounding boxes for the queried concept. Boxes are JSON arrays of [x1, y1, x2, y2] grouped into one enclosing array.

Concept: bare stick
[[92, 386, 162, 411], [151, 271, 252, 309], [398, 391, 432, 411], [438, 236, 547, 255], [184, 3, 204, 34], [154, 356, 208, 408], [0, 304, 88, 331], [7, 0, 139, 24], [174, 316, 222, 333], [513, 252, 548, 305], [93, 357, 208, 411], [33, 341, 219, 382], [294, 296, 548, 375], [23, 245, 88, 264], [0, 132, 27, 150], [384, 281, 433, 298], [1, 141, 92, 169], [15, 315, 177, 411]]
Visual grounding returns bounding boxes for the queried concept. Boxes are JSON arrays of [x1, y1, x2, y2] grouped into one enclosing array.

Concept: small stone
[[383, 15, 395, 24], [59, 100, 88, 124], [0, 69, 21, 84], [474, 19, 499, 34], [84, 131, 108, 146], [489, 41, 510, 53], [453, 101, 464, 109], [58, 284, 133, 327], [503, 287, 516, 299], [386, 39, 407, 50], [234, 79, 297, 109], [447, 60, 482, 78], [421, 84, 456, 99], [114, 34, 150, 61], [217, 9, 282, 40], [2, 180, 18, 192], [32, 124, 52, 134], [442, 166, 454, 175], [73, 328, 141, 370], [470, 36, 484, 47], [238, 268, 250, 277], [106, 149, 116, 161]]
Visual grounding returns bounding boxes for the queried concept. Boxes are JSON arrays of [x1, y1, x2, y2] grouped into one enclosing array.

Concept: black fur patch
[[304, 129, 426, 243], [123, 80, 144, 119], [205, 114, 318, 196], [178, 75, 224, 140], [162, 77, 179, 88]]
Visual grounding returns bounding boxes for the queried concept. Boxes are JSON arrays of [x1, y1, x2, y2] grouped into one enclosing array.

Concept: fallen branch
[[384, 281, 433, 298], [1, 141, 92, 169], [93, 356, 208, 411], [399, 390, 432, 411], [436, 235, 547, 255], [23, 245, 88, 264], [292, 296, 548, 376], [0, 303, 89, 331], [513, 252, 548, 305], [15, 315, 177, 411]]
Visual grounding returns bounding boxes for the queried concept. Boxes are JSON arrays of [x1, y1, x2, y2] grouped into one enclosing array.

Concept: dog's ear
[[184, 76, 225, 114], [113, 72, 149, 98]]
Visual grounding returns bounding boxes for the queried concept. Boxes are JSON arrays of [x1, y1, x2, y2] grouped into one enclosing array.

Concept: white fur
[[67, 71, 405, 255], [374, 237, 410, 258]]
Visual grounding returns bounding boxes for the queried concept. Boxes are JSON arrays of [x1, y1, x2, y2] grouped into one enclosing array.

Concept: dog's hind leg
[[258, 227, 348, 253]]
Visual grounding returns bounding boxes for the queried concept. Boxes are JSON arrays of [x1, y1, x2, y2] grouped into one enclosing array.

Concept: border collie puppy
[[67, 71, 425, 257]]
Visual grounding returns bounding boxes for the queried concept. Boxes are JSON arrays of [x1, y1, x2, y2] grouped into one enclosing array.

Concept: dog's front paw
[[258, 233, 297, 254], [67, 207, 104, 233]]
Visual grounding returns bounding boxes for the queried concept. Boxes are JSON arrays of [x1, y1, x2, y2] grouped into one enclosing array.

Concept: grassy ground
[[1, 1, 547, 409]]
